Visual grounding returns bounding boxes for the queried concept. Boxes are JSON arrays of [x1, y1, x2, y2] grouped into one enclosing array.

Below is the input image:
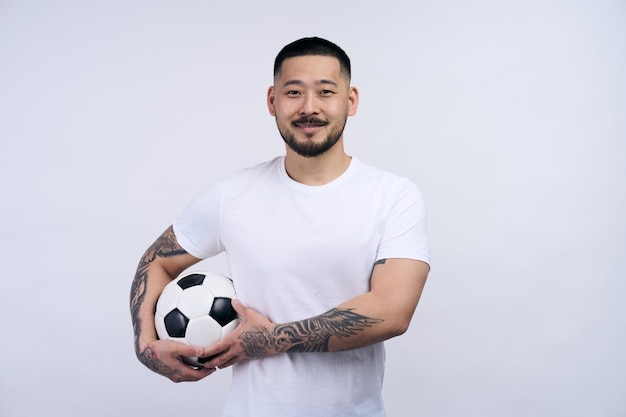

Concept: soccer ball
[[155, 271, 239, 366]]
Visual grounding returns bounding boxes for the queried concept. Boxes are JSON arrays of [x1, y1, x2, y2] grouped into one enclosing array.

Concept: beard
[[277, 115, 347, 158]]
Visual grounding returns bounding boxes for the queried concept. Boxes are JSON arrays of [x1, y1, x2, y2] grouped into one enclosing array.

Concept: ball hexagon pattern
[[155, 271, 239, 366]]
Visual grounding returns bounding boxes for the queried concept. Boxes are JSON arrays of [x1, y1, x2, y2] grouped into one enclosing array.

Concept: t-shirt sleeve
[[376, 178, 430, 266], [173, 179, 226, 260]]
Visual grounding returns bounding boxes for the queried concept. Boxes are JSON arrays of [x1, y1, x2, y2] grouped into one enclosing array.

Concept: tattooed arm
[[130, 225, 211, 382], [203, 258, 429, 368]]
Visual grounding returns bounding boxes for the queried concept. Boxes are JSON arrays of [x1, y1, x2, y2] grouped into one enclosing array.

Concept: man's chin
[[288, 144, 326, 158], [280, 129, 342, 158]]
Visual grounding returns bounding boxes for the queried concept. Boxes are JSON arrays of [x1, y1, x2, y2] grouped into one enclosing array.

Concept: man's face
[[267, 55, 358, 158]]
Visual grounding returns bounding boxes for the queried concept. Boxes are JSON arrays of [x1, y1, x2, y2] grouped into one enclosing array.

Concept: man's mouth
[[292, 117, 328, 129]]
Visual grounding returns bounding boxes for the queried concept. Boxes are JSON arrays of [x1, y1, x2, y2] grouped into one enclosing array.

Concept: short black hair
[[273, 37, 351, 80]]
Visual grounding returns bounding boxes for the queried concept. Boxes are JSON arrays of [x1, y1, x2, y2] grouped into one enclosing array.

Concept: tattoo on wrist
[[137, 343, 182, 380], [240, 308, 384, 357]]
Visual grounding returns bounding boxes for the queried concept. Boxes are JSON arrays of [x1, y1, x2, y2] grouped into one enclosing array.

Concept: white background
[[1, 1, 624, 416]]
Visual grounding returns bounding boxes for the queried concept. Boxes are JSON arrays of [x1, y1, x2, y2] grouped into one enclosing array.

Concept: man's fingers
[[178, 344, 204, 359], [231, 298, 247, 316]]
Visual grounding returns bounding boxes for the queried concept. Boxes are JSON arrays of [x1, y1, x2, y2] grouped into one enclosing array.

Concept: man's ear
[[347, 86, 359, 116], [267, 86, 276, 116]]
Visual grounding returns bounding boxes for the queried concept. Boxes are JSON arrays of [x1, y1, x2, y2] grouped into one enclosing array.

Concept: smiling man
[[270, 53, 357, 160], [130, 37, 430, 417]]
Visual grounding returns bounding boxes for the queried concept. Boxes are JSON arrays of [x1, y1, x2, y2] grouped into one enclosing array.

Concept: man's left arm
[[204, 258, 429, 368]]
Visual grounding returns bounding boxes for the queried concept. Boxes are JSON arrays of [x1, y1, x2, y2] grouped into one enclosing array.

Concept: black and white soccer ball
[[155, 271, 239, 366]]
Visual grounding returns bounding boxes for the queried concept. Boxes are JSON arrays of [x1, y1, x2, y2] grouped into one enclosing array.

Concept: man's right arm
[[129, 225, 212, 382]]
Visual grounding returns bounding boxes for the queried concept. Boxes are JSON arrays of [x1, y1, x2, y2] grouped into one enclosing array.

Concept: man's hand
[[201, 299, 278, 369], [137, 339, 216, 383]]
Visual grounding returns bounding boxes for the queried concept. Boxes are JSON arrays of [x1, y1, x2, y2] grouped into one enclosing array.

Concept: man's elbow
[[387, 316, 413, 338]]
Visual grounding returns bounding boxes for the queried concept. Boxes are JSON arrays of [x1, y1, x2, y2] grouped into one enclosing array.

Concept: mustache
[[291, 116, 329, 126]]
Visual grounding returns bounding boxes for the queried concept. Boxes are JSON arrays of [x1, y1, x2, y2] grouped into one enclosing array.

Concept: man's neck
[[284, 142, 352, 186]]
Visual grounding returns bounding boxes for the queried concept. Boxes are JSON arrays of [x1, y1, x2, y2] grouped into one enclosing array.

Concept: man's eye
[[287, 90, 301, 96], [320, 90, 334, 96]]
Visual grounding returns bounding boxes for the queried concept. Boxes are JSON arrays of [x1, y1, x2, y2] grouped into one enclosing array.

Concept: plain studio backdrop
[[1, 1, 624, 416]]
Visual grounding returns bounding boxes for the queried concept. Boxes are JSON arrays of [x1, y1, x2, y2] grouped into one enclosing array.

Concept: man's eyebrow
[[282, 79, 339, 88], [317, 79, 339, 87]]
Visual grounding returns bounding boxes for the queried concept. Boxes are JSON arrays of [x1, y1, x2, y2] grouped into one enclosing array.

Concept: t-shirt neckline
[[278, 155, 360, 192]]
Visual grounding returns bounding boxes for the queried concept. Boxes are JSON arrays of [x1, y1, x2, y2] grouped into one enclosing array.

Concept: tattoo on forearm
[[130, 226, 187, 362], [374, 259, 387, 266], [240, 308, 384, 357]]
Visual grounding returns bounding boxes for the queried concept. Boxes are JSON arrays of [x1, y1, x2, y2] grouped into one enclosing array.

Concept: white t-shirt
[[174, 156, 430, 417]]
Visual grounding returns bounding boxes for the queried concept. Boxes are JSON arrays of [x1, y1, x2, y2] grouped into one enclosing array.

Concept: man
[[130, 37, 430, 417]]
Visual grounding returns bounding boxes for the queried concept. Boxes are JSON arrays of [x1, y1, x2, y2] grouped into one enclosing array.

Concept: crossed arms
[[130, 226, 429, 382]]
